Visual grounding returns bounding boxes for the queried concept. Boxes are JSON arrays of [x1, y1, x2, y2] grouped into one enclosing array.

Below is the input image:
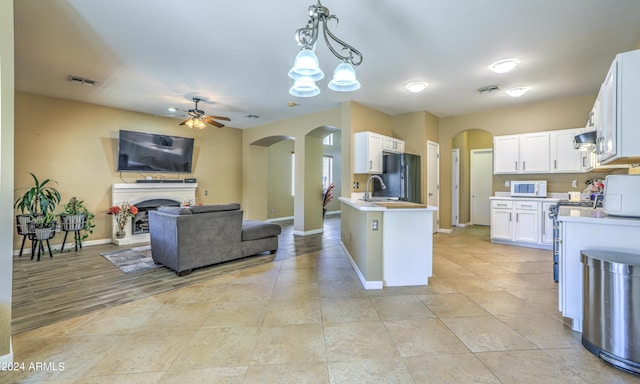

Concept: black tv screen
[[117, 130, 195, 173]]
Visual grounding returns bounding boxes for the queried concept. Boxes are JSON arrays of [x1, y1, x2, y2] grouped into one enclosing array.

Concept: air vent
[[68, 75, 97, 86], [477, 85, 500, 94]]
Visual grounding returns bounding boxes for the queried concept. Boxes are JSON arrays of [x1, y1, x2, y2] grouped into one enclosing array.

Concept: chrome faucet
[[364, 175, 386, 201]]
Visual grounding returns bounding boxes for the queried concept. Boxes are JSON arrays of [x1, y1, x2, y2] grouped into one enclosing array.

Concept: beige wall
[[1, 0, 14, 358], [267, 140, 295, 219], [13, 92, 243, 249], [242, 107, 341, 233], [439, 94, 597, 229]]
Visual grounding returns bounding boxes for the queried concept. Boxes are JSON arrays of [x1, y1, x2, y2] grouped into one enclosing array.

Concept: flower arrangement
[[108, 202, 138, 236]]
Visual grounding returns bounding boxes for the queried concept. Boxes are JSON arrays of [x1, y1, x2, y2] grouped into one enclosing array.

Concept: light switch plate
[[572, 180, 578, 188]]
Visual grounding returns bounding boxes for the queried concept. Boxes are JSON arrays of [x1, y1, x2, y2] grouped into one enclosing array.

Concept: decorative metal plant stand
[[60, 213, 86, 252]]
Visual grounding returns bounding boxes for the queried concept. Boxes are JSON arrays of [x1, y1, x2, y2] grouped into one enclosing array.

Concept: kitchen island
[[339, 197, 438, 289], [557, 206, 640, 331]]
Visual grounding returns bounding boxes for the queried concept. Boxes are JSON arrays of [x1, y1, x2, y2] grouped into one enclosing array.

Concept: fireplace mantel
[[111, 183, 197, 245]]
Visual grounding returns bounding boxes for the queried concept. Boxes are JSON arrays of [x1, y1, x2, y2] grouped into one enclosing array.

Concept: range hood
[[573, 131, 597, 149]]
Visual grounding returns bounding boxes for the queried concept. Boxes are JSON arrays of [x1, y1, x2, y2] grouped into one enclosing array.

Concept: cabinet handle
[[582, 156, 586, 167], [497, 204, 507, 207], [369, 160, 372, 170], [515, 161, 518, 171], [523, 161, 526, 171], [554, 160, 557, 169], [509, 213, 512, 222], [516, 213, 519, 222], [588, 111, 594, 127], [543, 215, 546, 234]]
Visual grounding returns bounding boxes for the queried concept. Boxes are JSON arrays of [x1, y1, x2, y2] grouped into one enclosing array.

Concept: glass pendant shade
[[328, 62, 360, 92], [185, 119, 194, 128], [288, 48, 324, 81], [289, 78, 321, 97]]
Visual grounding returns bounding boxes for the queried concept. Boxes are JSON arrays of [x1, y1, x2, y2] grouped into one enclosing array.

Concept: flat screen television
[[117, 130, 195, 173]]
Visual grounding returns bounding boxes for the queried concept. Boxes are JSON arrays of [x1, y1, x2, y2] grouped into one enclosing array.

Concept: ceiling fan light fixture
[[405, 81, 429, 93], [505, 87, 529, 97], [288, 48, 324, 81], [328, 62, 361, 92], [489, 58, 520, 74], [289, 78, 321, 98]]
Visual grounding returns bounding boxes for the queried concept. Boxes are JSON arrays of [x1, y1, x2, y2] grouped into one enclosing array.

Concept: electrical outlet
[[204, 190, 208, 196], [371, 220, 378, 231], [505, 180, 510, 187], [572, 180, 578, 188]]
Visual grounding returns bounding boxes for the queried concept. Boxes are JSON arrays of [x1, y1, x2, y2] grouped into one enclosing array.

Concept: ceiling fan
[[171, 97, 231, 129]]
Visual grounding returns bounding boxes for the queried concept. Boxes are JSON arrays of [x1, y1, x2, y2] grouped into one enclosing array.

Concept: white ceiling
[[13, 0, 640, 129]]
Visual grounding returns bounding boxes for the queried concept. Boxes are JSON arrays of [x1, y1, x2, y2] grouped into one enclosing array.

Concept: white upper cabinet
[[494, 133, 550, 174], [382, 136, 405, 153], [354, 132, 383, 174], [493, 135, 519, 174], [596, 49, 640, 165], [519, 132, 550, 173], [550, 128, 584, 173]]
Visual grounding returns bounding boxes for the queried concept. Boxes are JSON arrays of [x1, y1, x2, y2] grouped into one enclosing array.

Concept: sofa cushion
[[242, 220, 282, 241], [190, 203, 241, 214], [157, 206, 192, 215]]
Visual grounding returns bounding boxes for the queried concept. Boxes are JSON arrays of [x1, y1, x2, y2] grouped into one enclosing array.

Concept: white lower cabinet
[[490, 198, 551, 249], [542, 202, 555, 244]]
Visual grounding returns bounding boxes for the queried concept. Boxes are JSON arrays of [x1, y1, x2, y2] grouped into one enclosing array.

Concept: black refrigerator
[[373, 152, 421, 203]]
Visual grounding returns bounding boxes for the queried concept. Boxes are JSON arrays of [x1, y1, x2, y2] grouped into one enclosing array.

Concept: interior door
[[427, 141, 440, 233], [451, 148, 460, 227], [470, 149, 493, 226]]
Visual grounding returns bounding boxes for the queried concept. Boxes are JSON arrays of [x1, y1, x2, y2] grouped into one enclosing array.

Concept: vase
[[115, 230, 125, 239]]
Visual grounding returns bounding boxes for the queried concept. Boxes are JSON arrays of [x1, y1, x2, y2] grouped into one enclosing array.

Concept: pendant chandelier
[[288, 1, 363, 97]]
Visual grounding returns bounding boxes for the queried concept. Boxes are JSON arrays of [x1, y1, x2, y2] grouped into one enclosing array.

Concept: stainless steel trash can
[[581, 250, 640, 375]]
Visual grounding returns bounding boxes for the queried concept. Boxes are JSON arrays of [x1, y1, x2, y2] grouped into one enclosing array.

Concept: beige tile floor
[[3, 225, 639, 383]]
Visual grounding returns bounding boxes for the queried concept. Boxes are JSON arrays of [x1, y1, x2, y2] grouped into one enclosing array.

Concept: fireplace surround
[[111, 183, 197, 245]]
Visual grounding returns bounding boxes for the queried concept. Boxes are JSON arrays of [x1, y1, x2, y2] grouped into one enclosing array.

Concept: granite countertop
[[558, 206, 640, 226]]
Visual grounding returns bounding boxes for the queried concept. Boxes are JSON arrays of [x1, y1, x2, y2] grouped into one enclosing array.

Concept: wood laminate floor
[[11, 215, 340, 335]]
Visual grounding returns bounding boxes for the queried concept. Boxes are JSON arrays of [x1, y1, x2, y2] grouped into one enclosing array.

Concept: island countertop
[[339, 197, 438, 212], [558, 206, 640, 226]]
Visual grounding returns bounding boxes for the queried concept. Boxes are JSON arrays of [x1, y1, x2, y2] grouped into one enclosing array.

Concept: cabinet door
[[394, 140, 405, 153], [368, 134, 383, 173], [490, 209, 513, 241], [542, 203, 554, 244], [354, 132, 383, 174], [493, 136, 519, 174], [550, 129, 583, 173], [514, 209, 539, 243], [598, 59, 618, 163], [519, 132, 550, 173]]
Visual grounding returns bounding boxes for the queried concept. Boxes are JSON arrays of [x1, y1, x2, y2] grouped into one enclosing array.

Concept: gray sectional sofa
[[148, 203, 281, 276]]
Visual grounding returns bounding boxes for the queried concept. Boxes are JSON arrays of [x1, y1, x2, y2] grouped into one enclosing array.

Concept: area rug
[[100, 245, 161, 274]]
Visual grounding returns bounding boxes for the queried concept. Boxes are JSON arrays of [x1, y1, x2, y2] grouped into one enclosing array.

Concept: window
[[323, 133, 334, 146], [323, 155, 333, 190]]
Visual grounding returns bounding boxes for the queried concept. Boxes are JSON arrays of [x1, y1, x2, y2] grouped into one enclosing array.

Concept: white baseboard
[[13, 238, 113, 256], [437, 228, 453, 234], [293, 228, 324, 236], [340, 242, 383, 290], [267, 216, 294, 222], [457, 222, 473, 228], [0, 340, 13, 364]]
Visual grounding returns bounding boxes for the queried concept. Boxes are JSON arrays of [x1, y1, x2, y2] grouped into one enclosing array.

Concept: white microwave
[[510, 180, 547, 198]]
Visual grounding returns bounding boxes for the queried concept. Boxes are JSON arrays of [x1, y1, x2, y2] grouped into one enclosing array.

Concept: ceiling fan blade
[[178, 119, 190, 126], [203, 116, 225, 128], [206, 114, 231, 122]]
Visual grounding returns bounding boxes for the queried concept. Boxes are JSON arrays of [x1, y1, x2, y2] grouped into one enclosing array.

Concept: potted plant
[[59, 197, 95, 250], [14, 172, 61, 242], [322, 182, 335, 218]]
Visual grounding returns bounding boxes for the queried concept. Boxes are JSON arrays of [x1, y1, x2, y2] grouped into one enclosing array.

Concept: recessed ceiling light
[[405, 82, 429, 93], [168, 107, 177, 112], [505, 87, 529, 97], [489, 59, 520, 74]]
